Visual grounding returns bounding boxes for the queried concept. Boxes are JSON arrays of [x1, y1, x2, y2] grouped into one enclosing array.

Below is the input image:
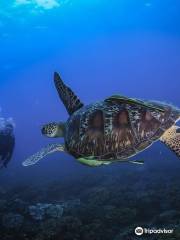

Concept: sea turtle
[[23, 72, 180, 167]]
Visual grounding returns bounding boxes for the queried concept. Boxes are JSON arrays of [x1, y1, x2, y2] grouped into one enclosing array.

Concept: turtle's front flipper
[[22, 144, 65, 167], [54, 72, 84, 115], [77, 157, 112, 167], [160, 126, 180, 158]]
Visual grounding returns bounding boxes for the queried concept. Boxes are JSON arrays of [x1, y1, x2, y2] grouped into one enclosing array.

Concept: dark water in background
[[0, 1, 180, 239]]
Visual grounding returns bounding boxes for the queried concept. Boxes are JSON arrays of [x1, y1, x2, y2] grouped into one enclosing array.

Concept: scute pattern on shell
[[65, 100, 180, 160]]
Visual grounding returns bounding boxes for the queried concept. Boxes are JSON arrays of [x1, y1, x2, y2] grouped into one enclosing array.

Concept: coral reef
[[2, 213, 24, 230], [1, 166, 180, 239], [29, 203, 64, 220]]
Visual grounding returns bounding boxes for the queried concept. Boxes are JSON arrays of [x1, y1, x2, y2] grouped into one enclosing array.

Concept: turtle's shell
[[65, 100, 180, 160]]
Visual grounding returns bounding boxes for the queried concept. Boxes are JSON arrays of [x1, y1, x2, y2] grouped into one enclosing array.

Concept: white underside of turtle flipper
[[22, 144, 65, 167]]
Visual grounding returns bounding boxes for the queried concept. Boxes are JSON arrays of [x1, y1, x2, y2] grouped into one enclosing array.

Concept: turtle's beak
[[41, 124, 55, 137], [41, 126, 48, 135]]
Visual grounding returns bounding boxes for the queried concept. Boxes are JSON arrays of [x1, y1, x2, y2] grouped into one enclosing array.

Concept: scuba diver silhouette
[[0, 123, 15, 168]]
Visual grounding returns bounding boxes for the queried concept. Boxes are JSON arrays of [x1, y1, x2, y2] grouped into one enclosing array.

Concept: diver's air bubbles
[[0, 108, 15, 130]]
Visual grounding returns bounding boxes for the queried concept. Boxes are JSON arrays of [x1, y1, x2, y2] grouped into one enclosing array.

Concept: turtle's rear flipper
[[160, 126, 180, 158], [54, 72, 84, 115], [22, 144, 65, 167]]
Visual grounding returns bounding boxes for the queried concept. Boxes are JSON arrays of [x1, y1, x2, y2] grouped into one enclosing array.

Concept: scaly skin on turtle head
[[41, 122, 65, 138]]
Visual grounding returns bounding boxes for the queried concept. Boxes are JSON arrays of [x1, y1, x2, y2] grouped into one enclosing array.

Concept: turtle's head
[[41, 122, 65, 138]]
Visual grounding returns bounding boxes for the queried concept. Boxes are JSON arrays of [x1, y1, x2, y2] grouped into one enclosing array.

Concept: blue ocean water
[[0, 1, 180, 239]]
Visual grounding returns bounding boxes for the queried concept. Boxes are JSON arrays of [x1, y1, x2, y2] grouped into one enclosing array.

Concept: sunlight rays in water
[[14, 0, 61, 10]]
